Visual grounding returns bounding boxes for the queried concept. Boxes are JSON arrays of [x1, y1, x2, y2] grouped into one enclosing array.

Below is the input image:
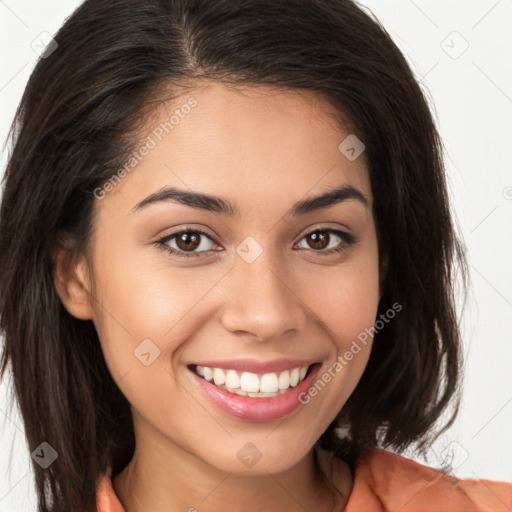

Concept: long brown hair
[[0, 0, 468, 510]]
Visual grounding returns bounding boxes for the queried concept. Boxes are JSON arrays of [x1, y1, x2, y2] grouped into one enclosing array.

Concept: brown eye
[[157, 228, 220, 259], [296, 228, 357, 255], [305, 231, 330, 250], [175, 231, 201, 252]]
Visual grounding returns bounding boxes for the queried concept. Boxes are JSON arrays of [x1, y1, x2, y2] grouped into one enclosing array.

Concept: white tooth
[[233, 388, 248, 396], [240, 372, 260, 392], [299, 366, 308, 380], [203, 366, 213, 382], [290, 368, 300, 387], [278, 370, 290, 389], [259, 373, 279, 393], [213, 368, 225, 386], [196, 365, 205, 376], [225, 369, 240, 389]]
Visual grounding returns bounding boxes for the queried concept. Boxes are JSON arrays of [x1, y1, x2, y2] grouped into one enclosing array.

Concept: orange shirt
[[95, 450, 512, 511]]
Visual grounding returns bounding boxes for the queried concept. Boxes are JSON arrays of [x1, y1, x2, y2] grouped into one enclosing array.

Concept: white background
[[1, 1, 511, 510]]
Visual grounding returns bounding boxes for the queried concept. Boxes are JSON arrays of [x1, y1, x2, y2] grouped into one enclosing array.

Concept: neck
[[112, 431, 351, 512]]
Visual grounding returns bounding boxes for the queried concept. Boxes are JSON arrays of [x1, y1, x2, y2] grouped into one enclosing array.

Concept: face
[[66, 82, 381, 475]]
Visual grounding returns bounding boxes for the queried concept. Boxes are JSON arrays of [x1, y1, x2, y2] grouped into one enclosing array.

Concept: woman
[[1, 0, 510, 511]]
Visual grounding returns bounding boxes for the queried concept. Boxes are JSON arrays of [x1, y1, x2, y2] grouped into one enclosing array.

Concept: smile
[[193, 364, 310, 397], [188, 360, 321, 421]]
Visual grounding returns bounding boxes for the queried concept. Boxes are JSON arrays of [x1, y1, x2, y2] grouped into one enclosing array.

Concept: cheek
[[298, 244, 380, 408], [324, 271, 379, 350], [89, 238, 230, 402], [90, 234, 219, 344], [89, 253, 200, 430], [299, 273, 378, 428], [304, 248, 381, 350]]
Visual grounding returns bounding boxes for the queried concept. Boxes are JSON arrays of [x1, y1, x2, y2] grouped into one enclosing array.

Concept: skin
[[54, 81, 383, 512]]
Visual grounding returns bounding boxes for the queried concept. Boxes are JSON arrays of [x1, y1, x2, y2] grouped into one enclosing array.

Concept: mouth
[[189, 363, 313, 398], [187, 360, 321, 422]]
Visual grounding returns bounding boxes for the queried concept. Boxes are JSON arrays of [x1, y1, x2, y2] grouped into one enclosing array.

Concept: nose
[[220, 248, 307, 342]]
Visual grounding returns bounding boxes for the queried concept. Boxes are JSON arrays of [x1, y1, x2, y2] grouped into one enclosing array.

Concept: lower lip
[[190, 364, 321, 422]]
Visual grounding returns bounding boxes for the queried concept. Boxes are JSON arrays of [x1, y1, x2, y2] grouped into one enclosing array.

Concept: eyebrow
[[131, 183, 368, 217]]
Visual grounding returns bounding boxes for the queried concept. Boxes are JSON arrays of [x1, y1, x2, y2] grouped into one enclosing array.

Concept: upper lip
[[189, 358, 318, 374]]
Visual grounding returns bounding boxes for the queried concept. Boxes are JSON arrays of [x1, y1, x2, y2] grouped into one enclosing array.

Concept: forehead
[[101, 81, 371, 216]]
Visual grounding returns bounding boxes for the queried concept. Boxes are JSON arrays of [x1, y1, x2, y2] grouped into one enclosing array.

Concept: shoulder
[[345, 449, 512, 512]]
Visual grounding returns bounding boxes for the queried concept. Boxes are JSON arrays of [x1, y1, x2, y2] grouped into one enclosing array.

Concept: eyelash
[[155, 227, 358, 259]]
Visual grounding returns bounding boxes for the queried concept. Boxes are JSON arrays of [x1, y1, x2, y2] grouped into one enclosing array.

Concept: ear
[[52, 238, 95, 320]]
